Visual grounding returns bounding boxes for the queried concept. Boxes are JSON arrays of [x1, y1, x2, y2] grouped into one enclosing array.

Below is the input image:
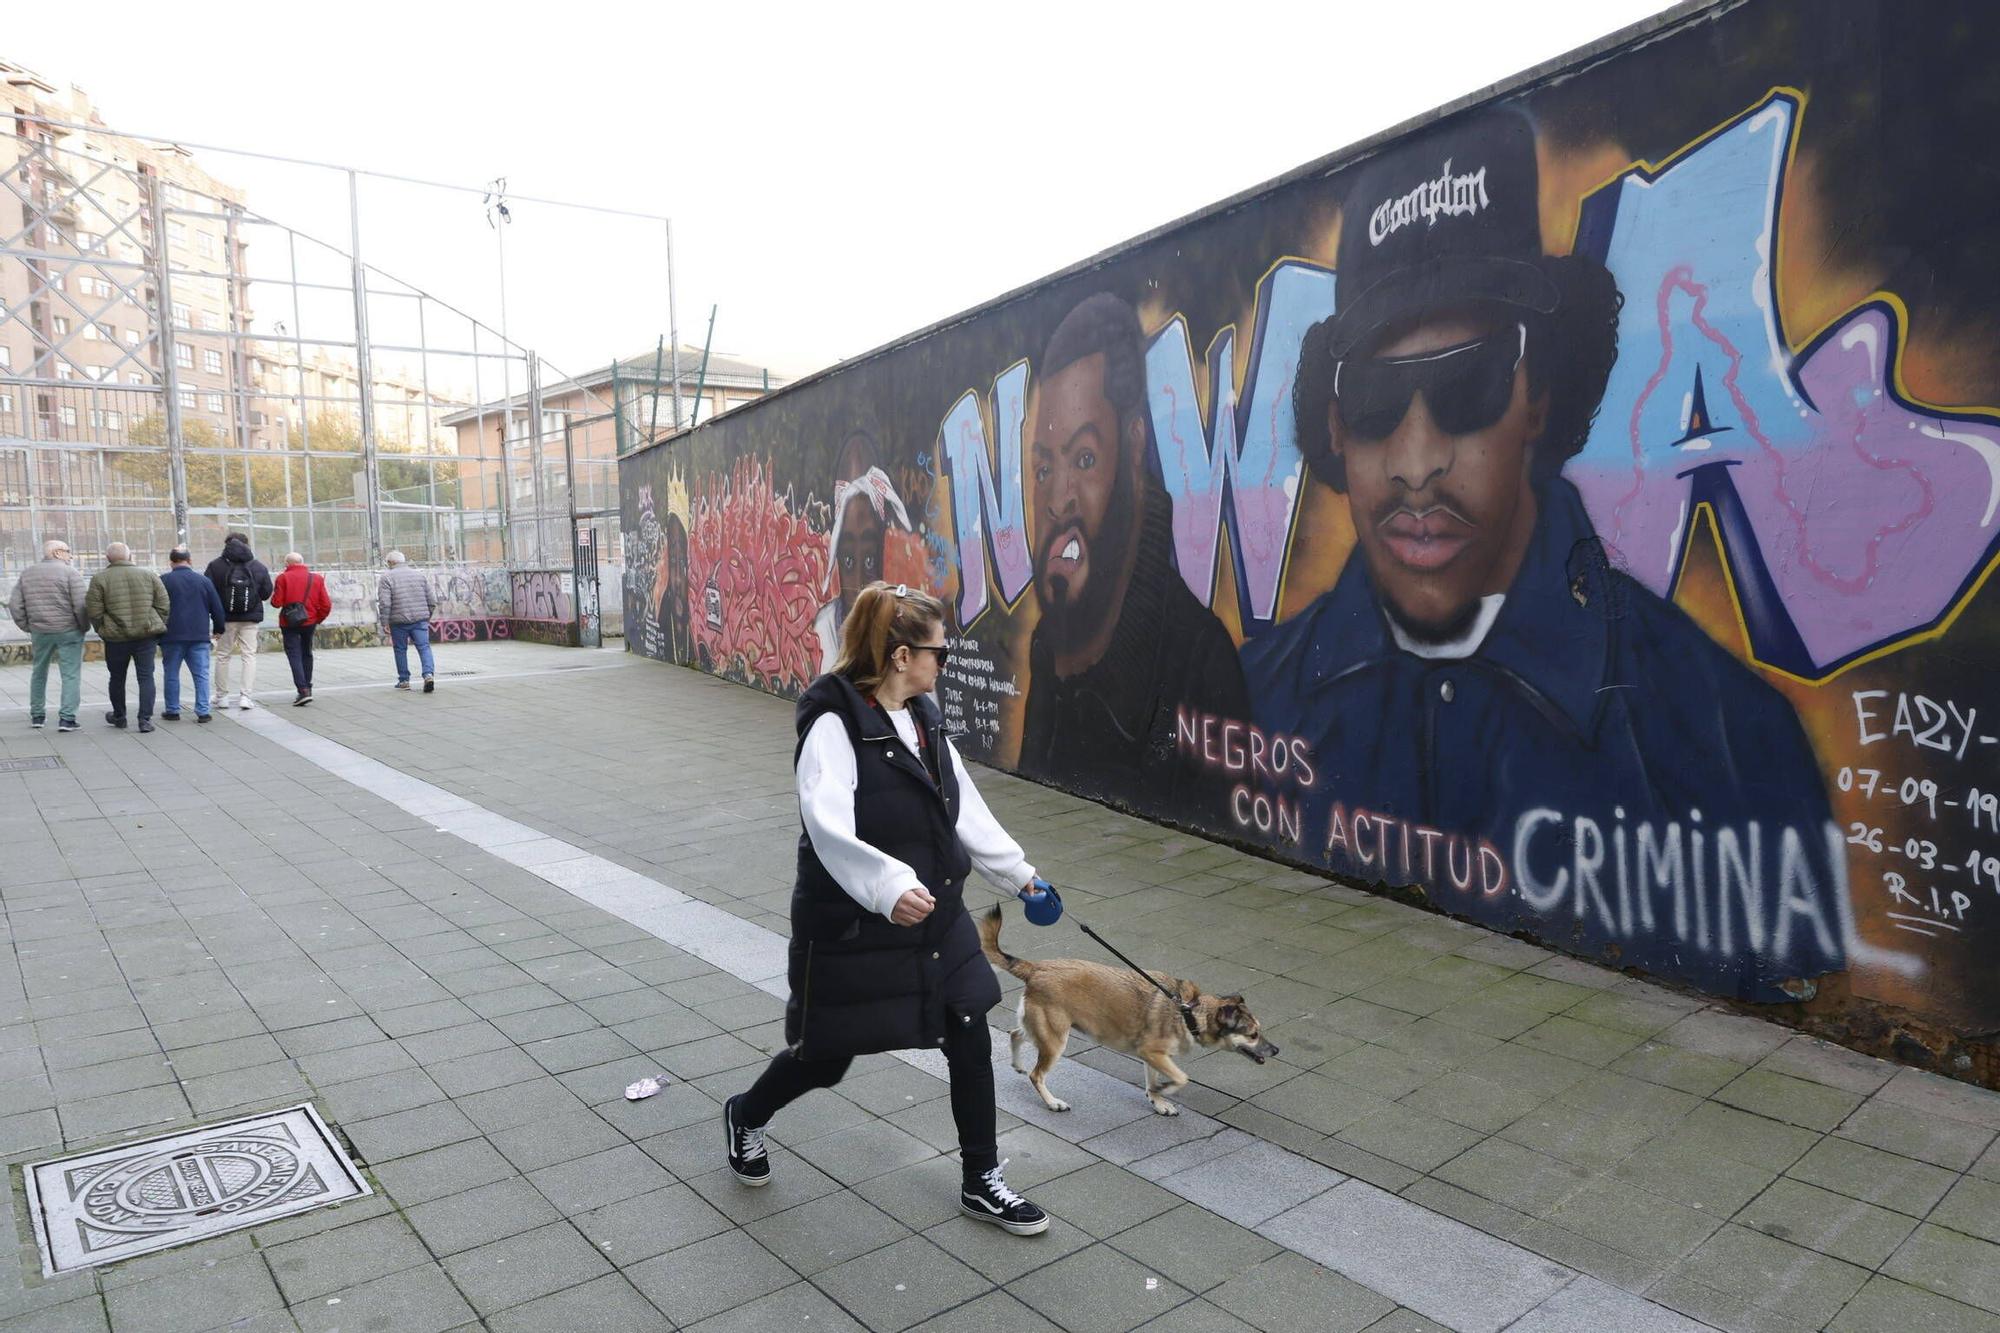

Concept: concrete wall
[[616, 0, 2000, 1084]]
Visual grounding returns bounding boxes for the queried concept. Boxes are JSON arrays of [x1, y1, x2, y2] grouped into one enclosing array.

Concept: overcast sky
[[6, 0, 1672, 384]]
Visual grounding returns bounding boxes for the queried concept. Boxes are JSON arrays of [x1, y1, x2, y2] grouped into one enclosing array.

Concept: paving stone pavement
[[1, 640, 1998, 1331]]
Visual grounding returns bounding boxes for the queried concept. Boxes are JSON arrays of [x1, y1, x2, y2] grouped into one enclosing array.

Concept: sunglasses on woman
[[902, 642, 952, 668], [1333, 323, 1526, 441]]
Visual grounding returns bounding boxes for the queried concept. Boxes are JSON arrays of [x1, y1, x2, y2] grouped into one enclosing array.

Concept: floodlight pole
[[148, 177, 190, 543], [349, 170, 384, 566]]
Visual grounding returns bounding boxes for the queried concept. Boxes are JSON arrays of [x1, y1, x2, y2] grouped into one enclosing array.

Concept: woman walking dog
[[722, 581, 1051, 1235]]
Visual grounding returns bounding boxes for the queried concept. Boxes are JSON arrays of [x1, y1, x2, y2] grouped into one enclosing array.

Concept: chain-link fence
[[0, 111, 622, 602]]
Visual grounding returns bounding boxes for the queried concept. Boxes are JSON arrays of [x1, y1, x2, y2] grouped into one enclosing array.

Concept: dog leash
[[1074, 919, 1202, 1039], [1008, 884, 1201, 1038]]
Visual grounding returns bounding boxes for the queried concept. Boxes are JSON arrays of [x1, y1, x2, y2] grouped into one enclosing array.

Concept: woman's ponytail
[[833, 581, 945, 693]]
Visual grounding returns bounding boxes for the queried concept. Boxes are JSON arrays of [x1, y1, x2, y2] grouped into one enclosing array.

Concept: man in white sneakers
[[377, 551, 437, 692], [204, 531, 272, 710]]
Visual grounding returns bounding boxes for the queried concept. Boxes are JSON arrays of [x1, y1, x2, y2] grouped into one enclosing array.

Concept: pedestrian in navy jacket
[[161, 547, 226, 722]]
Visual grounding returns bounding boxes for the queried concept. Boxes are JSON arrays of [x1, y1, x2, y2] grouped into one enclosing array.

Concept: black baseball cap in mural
[[1326, 111, 1560, 358]]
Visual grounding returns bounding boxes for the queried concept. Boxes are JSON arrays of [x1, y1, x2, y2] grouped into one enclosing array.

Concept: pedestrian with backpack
[[204, 531, 272, 710], [271, 552, 332, 705]]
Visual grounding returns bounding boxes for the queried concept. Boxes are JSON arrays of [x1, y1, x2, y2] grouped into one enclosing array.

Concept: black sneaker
[[723, 1094, 770, 1187], [104, 711, 126, 729], [423, 676, 435, 694], [161, 712, 180, 722], [30, 716, 44, 729], [137, 719, 154, 734], [961, 1161, 1049, 1235], [195, 714, 212, 724], [57, 717, 79, 732]]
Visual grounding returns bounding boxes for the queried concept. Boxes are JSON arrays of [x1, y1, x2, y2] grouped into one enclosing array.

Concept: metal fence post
[[526, 352, 545, 566], [665, 220, 683, 430], [148, 176, 190, 544], [348, 170, 383, 565]]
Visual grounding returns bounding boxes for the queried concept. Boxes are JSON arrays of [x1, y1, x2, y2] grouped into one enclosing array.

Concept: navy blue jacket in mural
[[1239, 477, 1846, 1001]]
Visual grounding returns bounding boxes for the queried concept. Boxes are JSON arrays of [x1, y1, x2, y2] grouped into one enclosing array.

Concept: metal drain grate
[[433, 670, 480, 678], [24, 1104, 369, 1275], [0, 756, 61, 772]]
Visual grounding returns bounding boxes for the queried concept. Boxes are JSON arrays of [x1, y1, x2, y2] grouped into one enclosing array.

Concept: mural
[[618, 0, 2000, 1075]]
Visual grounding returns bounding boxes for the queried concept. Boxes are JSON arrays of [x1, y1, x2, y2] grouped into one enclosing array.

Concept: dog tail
[[979, 905, 1035, 981]]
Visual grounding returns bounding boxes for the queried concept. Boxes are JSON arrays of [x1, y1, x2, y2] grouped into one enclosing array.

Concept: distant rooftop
[[440, 345, 787, 425]]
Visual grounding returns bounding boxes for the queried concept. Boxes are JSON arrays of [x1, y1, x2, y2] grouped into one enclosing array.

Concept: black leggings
[[737, 1017, 997, 1177]]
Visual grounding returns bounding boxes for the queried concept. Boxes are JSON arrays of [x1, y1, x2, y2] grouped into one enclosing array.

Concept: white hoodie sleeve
[[949, 737, 1036, 891], [797, 712, 925, 918]]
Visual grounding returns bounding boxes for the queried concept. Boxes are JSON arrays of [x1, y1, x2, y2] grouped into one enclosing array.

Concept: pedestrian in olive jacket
[[720, 581, 1053, 1237], [85, 543, 170, 733]]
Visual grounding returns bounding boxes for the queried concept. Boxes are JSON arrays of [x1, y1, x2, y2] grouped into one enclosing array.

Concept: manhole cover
[[0, 756, 60, 772], [24, 1104, 369, 1275]]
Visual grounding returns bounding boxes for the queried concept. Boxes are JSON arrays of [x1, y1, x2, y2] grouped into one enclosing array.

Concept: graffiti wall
[[618, 0, 2000, 1077]]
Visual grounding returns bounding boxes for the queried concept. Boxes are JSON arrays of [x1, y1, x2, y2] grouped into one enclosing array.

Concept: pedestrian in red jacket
[[270, 553, 332, 705]]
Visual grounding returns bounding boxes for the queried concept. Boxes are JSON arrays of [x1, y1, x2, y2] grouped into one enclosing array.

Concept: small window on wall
[[83, 324, 102, 342], [206, 393, 225, 413], [60, 406, 77, 426], [0, 393, 12, 415], [106, 410, 122, 430], [124, 329, 141, 346], [55, 364, 74, 382], [53, 317, 69, 336], [128, 372, 145, 385], [203, 349, 223, 374], [172, 303, 190, 328], [0, 346, 9, 369], [175, 345, 193, 369], [178, 389, 195, 409]]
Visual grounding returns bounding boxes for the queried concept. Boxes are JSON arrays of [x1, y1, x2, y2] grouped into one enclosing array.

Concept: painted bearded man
[[1019, 293, 1249, 826]]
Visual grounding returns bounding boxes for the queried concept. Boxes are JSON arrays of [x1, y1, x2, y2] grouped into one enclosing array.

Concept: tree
[[113, 412, 456, 511]]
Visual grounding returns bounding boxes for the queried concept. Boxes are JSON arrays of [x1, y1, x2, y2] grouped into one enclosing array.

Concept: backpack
[[280, 573, 317, 628], [224, 561, 256, 615]]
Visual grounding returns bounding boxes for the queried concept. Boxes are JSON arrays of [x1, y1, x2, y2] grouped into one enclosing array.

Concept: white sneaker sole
[[960, 1198, 1050, 1235]]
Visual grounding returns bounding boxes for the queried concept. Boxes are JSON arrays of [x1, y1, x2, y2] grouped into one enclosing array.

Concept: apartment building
[[1, 62, 247, 454]]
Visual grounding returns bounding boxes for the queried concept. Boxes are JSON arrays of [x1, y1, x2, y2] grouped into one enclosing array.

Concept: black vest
[[785, 673, 995, 1058]]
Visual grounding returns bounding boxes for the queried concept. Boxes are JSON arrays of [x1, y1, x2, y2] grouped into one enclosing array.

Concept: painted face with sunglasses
[[1328, 305, 1548, 641]]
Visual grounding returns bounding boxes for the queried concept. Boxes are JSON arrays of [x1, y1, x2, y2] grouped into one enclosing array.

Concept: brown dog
[[979, 906, 1279, 1116]]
